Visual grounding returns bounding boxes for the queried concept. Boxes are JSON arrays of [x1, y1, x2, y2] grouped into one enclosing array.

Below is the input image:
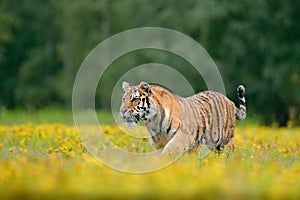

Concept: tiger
[[119, 81, 246, 155]]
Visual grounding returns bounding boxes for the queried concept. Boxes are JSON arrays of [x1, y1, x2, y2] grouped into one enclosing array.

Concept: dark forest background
[[1, 0, 300, 126]]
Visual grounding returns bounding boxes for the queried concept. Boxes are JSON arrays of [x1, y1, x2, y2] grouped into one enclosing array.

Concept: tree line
[[1, 0, 299, 126]]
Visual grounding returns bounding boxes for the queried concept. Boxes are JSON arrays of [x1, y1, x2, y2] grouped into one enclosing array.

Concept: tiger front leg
[[161, 131, 194, 156]]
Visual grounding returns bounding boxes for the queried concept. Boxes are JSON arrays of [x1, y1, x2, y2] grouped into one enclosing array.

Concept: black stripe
[[146, 97, 150, 108], [197, 94, 211, 145], [166, 119, 173, 134], [197, 105, 208, 145], [215, 95, 224, 144], [142, 98, 146, 107], [173, 123, 181, 135], [210, 94, 221, 144], [195, 97, 205, 117], [202, 106, 210, 127], [214, 96, 225, 145], [238, 92, 244, 98], [223, 102, 230, 140], [198, 95, 210, 103], [199, 111, 207, 137], [239, 99, 245, 106], [202, 120, 206, 142], [151, 135, 156, 143], [196, 97, 210, 125], [207, 95, 214, 142], [195, 126, 200, 142], [159, 106, 165, 132]]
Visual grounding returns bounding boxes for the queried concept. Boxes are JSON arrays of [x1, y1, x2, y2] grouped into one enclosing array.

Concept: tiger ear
[[139, 81, 151, 94], [122, 81, 131, 92]]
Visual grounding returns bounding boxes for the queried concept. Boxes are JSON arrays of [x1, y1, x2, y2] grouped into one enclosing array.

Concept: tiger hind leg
[[224, 138, 234, 152], [213, 138, 234, 157]]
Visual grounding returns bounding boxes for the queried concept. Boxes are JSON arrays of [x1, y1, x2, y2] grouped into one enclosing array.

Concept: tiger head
[[120, 81, 157, 127]]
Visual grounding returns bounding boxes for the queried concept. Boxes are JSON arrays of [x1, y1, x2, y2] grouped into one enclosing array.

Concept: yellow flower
[[9, 147, 14, 153], [19, 138, 25, 145], [68, 151, 75, 157]]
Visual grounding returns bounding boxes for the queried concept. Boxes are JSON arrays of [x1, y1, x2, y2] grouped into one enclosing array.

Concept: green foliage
[[0, 0, 299, 126]]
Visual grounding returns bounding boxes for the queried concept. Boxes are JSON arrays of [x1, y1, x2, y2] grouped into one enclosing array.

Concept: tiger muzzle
[[120, 109, 139, 124]]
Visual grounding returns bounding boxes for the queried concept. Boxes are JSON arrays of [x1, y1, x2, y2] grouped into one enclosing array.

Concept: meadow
[[0, 110, 299, 199]]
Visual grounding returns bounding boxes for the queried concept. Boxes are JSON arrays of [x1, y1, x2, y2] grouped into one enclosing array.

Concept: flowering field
[[0, 122, 299, 199]]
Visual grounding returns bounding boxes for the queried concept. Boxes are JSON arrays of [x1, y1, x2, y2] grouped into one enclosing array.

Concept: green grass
[[0, 108, 114, 125]]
